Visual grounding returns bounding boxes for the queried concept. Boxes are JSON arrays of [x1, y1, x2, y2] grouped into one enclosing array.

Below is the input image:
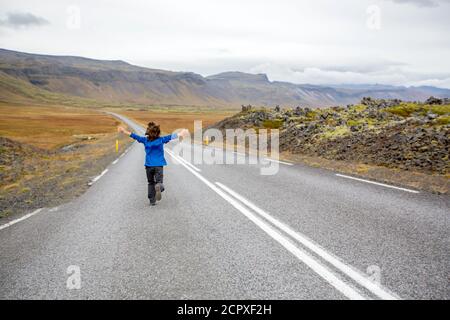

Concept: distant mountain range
[[1, 48, 449, 108]]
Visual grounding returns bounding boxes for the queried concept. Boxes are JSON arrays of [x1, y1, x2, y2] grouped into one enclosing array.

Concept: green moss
[[21, 187, 31, 193], [385, 103, 421, 117], [306, 111, 317, 119], [386, 103, 450, 117], [435, 115, 450, 125], [262, 119, 283, 129], [346, 119, 359, 126], [321, 126, 350, 139], [0, 209, 13, 218], [431, 105, 450, 115], [350, 104, 367, 112]]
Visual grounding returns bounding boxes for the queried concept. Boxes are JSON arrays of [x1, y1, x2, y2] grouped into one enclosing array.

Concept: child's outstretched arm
[[118, 126, 131, 136], [161, 129, 189, 144], [118, 126, 146, 144]]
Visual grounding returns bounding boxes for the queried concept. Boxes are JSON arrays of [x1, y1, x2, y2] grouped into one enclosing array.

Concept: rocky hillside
[[2, 48, 450, 108], [211, 97, 450, 174]]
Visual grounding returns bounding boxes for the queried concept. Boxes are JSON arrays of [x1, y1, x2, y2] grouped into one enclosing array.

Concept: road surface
[[1, 113, 449, 300]]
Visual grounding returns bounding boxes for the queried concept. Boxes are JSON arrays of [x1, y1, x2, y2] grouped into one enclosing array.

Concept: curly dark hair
[[145, 121, 161, 141]]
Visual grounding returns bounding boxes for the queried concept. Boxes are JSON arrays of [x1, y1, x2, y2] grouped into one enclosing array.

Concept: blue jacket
[[130, 132, 178, 167]]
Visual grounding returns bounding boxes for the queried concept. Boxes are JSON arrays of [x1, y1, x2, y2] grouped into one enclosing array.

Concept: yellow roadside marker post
[[116, 132, 120, 153]]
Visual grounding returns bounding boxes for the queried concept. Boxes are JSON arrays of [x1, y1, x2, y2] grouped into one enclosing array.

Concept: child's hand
[[118, 126, 131, 135], [179, 129, 189, 138]]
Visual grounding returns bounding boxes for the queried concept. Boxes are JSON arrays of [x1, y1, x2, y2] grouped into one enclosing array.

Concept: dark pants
[[145, 166, 164, 203]]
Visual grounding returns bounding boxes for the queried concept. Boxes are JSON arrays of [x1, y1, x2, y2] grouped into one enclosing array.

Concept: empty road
[[1, 113, 449, 300]]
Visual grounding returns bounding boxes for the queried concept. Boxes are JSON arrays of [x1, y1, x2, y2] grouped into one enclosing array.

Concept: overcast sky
[[1, 0, 449, 88]]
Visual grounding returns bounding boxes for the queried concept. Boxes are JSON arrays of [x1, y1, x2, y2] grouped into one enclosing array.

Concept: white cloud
[[0, 0, 449, 88], [0, 12, 49, 28], [249, 62, 450, 88], [386, 0, 450, 7]]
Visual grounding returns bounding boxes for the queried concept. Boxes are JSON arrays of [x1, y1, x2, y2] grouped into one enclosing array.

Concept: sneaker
[[150, 202, 156, 206], [155, 183, 162, 201]]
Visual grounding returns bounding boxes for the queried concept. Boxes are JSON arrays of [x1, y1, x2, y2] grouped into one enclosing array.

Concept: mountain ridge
[[1, 48, 449, 108]]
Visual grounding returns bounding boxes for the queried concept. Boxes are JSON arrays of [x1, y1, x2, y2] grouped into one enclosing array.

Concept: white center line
[[215, 182, 400, 300], [336, 174, 419, 193], [165, 151, 368, 300], [166, 149, 201, 172]]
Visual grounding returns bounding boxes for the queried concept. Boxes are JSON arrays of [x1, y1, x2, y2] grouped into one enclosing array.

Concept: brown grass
[[0, 103, 134, 218], [119, 109, 233, 134], [0, 104, 122, 149]]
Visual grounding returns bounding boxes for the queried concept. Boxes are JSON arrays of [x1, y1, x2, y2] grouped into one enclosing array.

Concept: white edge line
[[225, 148, 294, 166], [0, 115, 130, 230], [262, 157, 293, 166], [191, 143, 293, 166], [215, 182, 400, 300], [88, 169, 108, 185], [165, 151, 367, 300], [336, 174, 419, 194], [0, 208, 43, 231]]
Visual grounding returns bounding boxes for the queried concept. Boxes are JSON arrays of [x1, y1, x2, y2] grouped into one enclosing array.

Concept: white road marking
[[262, 157, 293, 166], [0, 208, 43, 231], [233, 151, 247, 156], [165, 151, 367, 300], [88, 169, 108, 186], [230, 149, 293, 165], [215, 182, 400, 300], [195, 144, 293, 166], [166, 149, 201, 172], [112, 159, 119, 165], [336, 174, 419, 194]]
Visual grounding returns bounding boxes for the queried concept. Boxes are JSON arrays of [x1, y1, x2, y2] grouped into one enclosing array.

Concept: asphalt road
[[0, 113, 449, 300]]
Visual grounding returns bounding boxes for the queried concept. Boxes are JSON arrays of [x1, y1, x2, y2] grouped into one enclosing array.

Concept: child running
[[118, 123, 188, 206]]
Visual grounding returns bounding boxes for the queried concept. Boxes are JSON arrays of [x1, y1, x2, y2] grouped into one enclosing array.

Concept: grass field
[[0, 103, 134, 218], [0, 104, 123, 149], [0, 103, 233, 218], [119, 108, 234, 134]]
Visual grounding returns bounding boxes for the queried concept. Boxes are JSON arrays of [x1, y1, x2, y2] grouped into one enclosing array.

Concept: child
[[118, 123, 188, 206]]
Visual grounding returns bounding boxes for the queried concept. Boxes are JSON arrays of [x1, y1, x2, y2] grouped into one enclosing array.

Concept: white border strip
[[0, 208, 43, 231], [166, 149, 201, 172], [165, 151, 367, 300], [336, 174, 419, 193], [262, 157, 293, 166], [88, 169, 108, 186], [215, 182, 400, 300]]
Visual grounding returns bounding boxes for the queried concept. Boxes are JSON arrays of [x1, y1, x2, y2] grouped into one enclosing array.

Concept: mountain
[[1, 48, 449, 108]]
